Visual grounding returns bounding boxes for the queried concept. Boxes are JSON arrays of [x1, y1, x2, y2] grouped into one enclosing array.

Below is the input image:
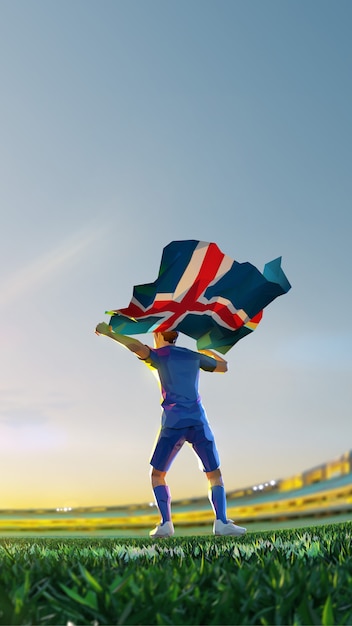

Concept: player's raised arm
[[95, 322, 150, 359], [198, 348, 228, 373]]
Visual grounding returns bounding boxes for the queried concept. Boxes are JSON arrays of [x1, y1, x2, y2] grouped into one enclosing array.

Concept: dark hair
[[161, 330, 179, 344]]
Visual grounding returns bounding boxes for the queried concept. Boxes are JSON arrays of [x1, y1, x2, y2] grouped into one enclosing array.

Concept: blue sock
[[153, 485, 171, 524], [209, 485, 227, 523]]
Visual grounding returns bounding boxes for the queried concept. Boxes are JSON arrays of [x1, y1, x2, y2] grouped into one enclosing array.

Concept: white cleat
[[213, 519, 247, 537], [149, 521, 174, 538]]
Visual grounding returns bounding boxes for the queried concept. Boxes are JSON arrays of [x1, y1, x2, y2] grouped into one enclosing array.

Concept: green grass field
[[0, 521, 351, 625]]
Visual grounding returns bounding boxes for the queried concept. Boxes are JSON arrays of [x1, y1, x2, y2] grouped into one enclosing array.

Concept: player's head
[[161, 330, 178, 344], [153, 330, 179, 347]]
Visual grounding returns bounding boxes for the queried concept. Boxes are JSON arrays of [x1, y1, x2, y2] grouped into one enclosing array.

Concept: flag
[[107, 240, 291, 354]]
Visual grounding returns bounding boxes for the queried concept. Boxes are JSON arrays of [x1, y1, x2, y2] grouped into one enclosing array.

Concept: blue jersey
[[145, 345, 216, 428]]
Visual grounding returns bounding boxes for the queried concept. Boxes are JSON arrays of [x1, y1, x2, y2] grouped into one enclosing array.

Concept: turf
[[0, 522, 351, 625]]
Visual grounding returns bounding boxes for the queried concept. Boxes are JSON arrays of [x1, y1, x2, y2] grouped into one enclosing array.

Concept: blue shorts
[[150, 424, 220, 473]]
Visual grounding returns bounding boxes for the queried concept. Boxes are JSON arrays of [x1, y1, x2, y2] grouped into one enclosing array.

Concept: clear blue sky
[[0, 0, 351, 508]]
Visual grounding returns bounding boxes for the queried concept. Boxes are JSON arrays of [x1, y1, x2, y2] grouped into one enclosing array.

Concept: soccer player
[[95, 322, 247, 538]]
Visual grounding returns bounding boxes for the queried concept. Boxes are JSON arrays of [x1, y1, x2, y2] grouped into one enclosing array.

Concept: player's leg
[[191, 432, 229, 523], [186, 425, 226, 519], [150, 468, 172, 525], [149, 428, 186, 537], [206, 467, 246, 535], [190, 426, 247, 536], [206, 467, 227, 523]]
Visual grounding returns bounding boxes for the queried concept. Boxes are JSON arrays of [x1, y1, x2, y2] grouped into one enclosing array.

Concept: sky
[[0, 0, 351, 510]]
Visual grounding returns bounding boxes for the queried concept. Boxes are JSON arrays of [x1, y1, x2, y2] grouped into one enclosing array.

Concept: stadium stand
[[1, 450, 351, 532]]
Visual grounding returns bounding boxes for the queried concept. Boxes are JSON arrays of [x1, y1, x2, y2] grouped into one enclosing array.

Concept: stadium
[[1, 450, 351, 535]]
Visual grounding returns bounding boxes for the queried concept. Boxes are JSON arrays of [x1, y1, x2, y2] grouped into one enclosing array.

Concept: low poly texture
[[107, 240, 291, 354]]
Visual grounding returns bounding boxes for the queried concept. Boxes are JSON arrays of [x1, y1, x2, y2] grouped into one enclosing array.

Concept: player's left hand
[[95, 322, 111, 335]]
